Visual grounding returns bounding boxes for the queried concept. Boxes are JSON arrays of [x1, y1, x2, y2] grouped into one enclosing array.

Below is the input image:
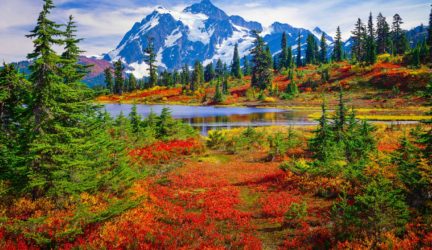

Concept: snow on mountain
[[104, 0, 335, 78], [312, 27, 334, 45]]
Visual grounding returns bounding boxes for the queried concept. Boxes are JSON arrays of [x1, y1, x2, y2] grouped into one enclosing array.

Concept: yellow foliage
[[377, 53, 392, 63], [263, 97, 276, 103]]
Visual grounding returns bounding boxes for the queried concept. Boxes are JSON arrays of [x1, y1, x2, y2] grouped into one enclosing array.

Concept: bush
[[245, 88, 256, 101], [332, 177, 410, 242], [377, 53, 392, 63], [206, 130, 227, 149], [263, 97, 276, 103], [226, 127, 265, 154], [285, 201, 308, 221], [268, 129, 300, 161]]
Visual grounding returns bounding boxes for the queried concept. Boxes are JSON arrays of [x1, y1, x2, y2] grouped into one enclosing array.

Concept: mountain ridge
[[104, 0, 334, 78]]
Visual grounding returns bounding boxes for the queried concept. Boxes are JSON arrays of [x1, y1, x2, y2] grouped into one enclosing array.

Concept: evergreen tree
[[25, 0, 122, 198], [428, 4, 432, 62], [104, 67, 113, 93], [114, 59, 124, 95], [222, 76, 229, 95], [215, 59, 224, 79], [129, 104, 141, 133], [161, 70, 174, 87], [61, 15, 90, 84], [231, 43, 242, 78], [251, 31, 272, 90], [306, 34, 317, 64], [243, 56, 251, 76], [156, 107, 175, 138], [333, 87, 348, 143], [376, 13, 390, 54], [204, 62, 215, 82], [26, 0, 64, 134], [273, 55, 278, 71], [366, 12, 377, 64], [420, 82, 432, 162], [412, 46, 421, 67], [287, 45, 293, 68], [284, 77, 299, 97], [392, 14, 406, 55], [181, 64, 190, 88], [173, 70, 180, 85], [129, 74, 137, 91], [393, 136, 427, 207], [308, 101, 335, 162], [419, 39, 429, 64], [144, 37, 157, 87], [296, 32, 302, 67], [352, 18, 366, 62], [333, 26, 343, 62], [279, 32, 288, 70], [191, 60, 203, 91], [320, 33, 327, 63], [213, 80, 223, 103], [266, 46, 273, 70], [0, 64, 31, 192], [123, 77, 129, 92]]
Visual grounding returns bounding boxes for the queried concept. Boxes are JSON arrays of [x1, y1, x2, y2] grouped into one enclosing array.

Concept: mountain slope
[[104, 0, 333, 77]]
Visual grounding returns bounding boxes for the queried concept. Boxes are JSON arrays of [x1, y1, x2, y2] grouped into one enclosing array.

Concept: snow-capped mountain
[[104, 0, 335, 78]]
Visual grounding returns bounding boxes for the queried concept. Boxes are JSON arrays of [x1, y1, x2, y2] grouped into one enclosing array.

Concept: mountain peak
[[183, 0, 228, 20], [313, 27, 323, 33]]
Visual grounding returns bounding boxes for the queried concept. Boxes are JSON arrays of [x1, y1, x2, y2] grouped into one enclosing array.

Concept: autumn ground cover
[[3, 122, 431, 249], [96, 62, 432, 121]]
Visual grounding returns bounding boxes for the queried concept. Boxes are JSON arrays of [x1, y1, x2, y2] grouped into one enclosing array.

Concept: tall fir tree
[[191, 60, 203, 91], [222, 76, 229, 95], [251, 31, 272, 90], [296, 32, 302, 67], [366, 12, 377, 64], [392, 14, 406, 55], [144, 37, 157, 88], [172, 70, 180, 86], [231, 43, 242, 78], [129, 104, 141, 133], [309, 101, 334, 162], [204, 62, 215, 82], [61, 15, 90, 84], [334, 86, 348, 138], [25, 0, 121, 198], [215, 59, 224, 79], [332, 26, 343, 62], [287, 45, 293, 68], [428, 4, 432, 61], [181, 64, 190, 88], [376, 13, 390, 54], [0, 64, 31, 192], [320, 33, 327, 63], [26, 0, 64, 134], [306, 34, 317, 64], [114, 59, 124, 95], [104, 68, 113, 93], [352, 18, 366, 62], [279, 32, 288, 70], [243, 56, 251, 76], [129, 74, 137, 91]]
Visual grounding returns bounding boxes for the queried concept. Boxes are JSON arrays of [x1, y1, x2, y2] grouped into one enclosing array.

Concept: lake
[[104, 104, 316, 135]]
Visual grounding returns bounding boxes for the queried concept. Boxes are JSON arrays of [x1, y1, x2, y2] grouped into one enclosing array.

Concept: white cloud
[[221, 0, 430, 39], [0, 0, 430, 63]]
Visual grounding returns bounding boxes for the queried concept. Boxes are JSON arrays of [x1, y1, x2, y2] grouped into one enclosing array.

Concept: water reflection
[[104, 104, 315, 135]]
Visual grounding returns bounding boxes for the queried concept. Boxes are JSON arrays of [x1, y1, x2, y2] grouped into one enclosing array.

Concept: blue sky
[[0, 0, 430, 62]]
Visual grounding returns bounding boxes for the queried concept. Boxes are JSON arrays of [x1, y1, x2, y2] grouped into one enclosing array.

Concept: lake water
[[104, 104, 316, 135]]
